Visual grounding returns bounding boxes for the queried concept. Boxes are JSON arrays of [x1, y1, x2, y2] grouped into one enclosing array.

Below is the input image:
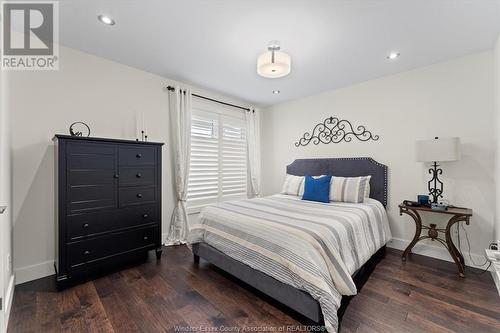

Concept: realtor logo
[[1, 1, 59, 70]]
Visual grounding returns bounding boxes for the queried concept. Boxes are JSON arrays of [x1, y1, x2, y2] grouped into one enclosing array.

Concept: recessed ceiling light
[[272, 90, 280, 94], [98, 15, 115, 26], [387, 52, 400, 60]]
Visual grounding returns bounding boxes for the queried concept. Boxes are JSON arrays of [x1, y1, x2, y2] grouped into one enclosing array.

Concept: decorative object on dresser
[[399, 202, 472, 277], [415, 137, 460, 203], [294, 116, 379, 147], [69, 122, 91, 137], [53, 135, 163, 288], [136, 111, 149, 142]]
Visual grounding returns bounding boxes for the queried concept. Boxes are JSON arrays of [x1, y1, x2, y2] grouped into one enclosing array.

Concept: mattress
[[187, 194, 392, 332]]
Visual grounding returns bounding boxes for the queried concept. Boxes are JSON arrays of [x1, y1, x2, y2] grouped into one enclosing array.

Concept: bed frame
[[193, 157, 388, 324]]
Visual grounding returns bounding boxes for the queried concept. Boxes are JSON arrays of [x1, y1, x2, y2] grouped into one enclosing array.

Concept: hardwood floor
[[7, 246, 500, 333]]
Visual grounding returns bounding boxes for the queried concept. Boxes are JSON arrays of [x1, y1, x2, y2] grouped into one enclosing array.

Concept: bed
[[188, 158, 390, 332]]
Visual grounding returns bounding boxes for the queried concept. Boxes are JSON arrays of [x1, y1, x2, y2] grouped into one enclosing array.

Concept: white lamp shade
[[257, 50, 291, 78], [415, 137, 461, 162]]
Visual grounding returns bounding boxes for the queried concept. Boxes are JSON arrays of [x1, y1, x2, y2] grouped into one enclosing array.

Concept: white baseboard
[[387, 237, 489, 270], [4, 274, 14, 331], [14, 260, 54, 285]]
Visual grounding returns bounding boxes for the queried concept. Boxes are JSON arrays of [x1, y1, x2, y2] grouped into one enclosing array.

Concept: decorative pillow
[[329, 176, 371, 203], [302, 175, 332, 203], [281, 174, 305, 196]]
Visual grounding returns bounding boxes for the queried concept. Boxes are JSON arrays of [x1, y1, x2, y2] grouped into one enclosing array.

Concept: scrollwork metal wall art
[[294, 116, 379, 147]]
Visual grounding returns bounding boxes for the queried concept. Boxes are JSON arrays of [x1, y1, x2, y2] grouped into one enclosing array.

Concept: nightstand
[[399, 203, 473, 277]]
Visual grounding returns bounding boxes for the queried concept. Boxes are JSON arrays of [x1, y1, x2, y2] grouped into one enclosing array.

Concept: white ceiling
[[59, 0, 500, 106]]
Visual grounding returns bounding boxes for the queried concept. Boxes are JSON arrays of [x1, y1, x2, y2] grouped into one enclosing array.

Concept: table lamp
[[415, 137, 460, 203]]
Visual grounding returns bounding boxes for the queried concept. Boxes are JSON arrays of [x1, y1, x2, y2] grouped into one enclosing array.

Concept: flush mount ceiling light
[[387, 52, 400, 60], [98, 15, 115, 26], [272, 90, 280, 94], [257, 41, 291, 78]]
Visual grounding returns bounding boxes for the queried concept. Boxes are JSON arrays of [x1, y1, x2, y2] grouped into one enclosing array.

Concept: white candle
[[142, 112, 146, 136], [135, 111, 141, 139]]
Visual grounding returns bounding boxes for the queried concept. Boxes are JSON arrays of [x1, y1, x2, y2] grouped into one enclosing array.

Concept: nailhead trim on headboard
[[286, 157, 388, 207]]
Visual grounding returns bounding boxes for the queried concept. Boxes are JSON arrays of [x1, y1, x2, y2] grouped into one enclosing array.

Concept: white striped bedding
[[187, 194, 392, 332]]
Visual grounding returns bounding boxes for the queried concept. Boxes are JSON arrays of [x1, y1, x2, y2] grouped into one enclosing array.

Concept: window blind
[[187, 114, 219, 205], [187, 109, 247, 211], [222, 120, 247, 197]]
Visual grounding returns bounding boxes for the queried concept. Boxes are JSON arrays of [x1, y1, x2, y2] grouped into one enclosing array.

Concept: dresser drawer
[[68, 184, 116, 213], [67, 226, 157, 269], [119, 146, 156, 166], [119, 167, 156, 186], [68, 169, 116, 186], [67, 143, 116, 170], [119, 186, 156, 207], [67, 205, 157, 241]]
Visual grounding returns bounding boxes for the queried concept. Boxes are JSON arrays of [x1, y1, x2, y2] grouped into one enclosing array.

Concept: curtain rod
[[166, 86, 252, 112]]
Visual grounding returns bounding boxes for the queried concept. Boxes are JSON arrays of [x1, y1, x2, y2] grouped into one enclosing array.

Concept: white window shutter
[[222, 119, 247, 198], [188, 107, 248, 212], [187, 114, 220, 206]]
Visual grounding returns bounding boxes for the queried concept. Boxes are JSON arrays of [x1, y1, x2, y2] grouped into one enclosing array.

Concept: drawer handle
[[136, 153, 142, 158], [137, 193, 143, 198], [136, 173, 142, 178], [142, 214, 148, 218], [84, 250, 90, 255], [143, 236, 148, 241], [82, 223, 89, 229]]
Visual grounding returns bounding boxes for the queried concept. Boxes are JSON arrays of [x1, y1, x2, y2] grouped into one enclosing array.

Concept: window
[[187, 101, 247, 212]]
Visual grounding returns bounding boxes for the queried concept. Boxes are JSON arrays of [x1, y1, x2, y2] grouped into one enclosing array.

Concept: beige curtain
[[245, 108, 261, 197], [166, 86, 191, 245]]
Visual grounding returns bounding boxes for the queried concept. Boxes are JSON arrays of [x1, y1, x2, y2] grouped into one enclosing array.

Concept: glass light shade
[[415, 137, 461, 162], [257, 50, 291, 78]]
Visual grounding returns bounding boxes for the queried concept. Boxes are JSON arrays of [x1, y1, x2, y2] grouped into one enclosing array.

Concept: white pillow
[[330, 176, 371, 203], [281, 174, 304, 196], [281, 174, 327, 197]]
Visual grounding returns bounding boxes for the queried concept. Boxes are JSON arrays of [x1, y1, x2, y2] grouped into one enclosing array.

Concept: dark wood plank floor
[[7, 246, 500, 333]]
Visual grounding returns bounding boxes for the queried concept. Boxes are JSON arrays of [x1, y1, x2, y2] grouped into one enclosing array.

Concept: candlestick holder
[[136, 130, 148, 142]]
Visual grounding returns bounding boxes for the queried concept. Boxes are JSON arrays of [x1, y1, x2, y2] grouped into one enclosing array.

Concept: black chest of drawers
[[54, 135, 164, 288]]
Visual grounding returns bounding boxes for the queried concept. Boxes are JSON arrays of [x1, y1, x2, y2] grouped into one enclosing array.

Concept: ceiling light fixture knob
[[267, 40, 281, 50]]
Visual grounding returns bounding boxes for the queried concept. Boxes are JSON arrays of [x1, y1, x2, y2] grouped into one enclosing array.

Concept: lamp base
[[428, 161, 443, 203]]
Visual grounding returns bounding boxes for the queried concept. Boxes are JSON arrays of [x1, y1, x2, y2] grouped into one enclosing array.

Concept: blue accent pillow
[[302, 175, 332, 203]]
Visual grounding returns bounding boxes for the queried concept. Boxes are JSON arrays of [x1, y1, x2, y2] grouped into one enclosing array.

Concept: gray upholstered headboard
[[286, 157, 388, 206]]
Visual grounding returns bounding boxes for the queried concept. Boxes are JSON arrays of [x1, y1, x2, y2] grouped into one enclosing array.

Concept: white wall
[[261, 52, 495, 267], [495, 35, 500, 244], [0, 65, 14, 329], [7, 45, 250, 284]]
